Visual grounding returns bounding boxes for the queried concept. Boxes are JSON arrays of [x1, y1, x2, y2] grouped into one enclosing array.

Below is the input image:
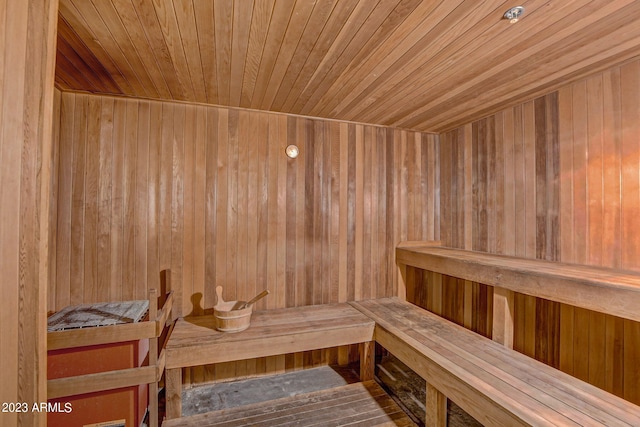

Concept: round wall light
[[285, 144, 299, 159]]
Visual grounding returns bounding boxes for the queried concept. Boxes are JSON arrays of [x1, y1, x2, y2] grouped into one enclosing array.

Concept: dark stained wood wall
[[0, 0, 58, 425], [49, 92, 440, 384], [407, 58, 640, 405]]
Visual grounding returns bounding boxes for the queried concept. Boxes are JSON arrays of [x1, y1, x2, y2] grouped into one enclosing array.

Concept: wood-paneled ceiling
[[56, 0, 640, 132]]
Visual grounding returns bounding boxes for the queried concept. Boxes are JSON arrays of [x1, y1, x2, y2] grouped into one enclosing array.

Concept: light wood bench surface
[[165, 303, 375, 419], [351, 297, 640, 427], [396, 244, 640, 322], [162, 380, 416, 427]]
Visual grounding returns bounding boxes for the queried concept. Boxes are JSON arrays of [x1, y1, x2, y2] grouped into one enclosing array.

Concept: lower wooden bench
[[162, 380, 416, 427], [164, 303, 375, 419], [350, 298, 640, 427]]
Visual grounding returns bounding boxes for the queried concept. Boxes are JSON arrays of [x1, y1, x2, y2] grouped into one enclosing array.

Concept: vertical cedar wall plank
[[431, 60, 640, 405], [1, 0, 58, 425], [51, 92, 439, 384]]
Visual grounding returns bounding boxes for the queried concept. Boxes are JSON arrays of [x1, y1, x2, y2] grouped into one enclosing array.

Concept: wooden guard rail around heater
[[351, 298, 640, 427], [47, 284, 174, 427], [395, 241, 640, 348]]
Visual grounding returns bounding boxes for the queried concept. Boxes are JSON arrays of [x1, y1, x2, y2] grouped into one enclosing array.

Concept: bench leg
[[149, 381, 158, 427], [492, 287, 515, 348], [165, 368, 182, 419], [397, 263, 407, 301], [426, 382, 447, 427], [360, 341, 375, 381]]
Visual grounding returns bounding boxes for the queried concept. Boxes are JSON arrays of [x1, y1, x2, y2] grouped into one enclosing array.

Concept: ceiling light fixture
[[504, 6, 524, 23]]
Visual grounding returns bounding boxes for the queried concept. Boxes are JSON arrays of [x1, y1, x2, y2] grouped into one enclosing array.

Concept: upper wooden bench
[[164, 303, 375, 419], [351, 297, 640, 427], [396, 241, 640, 348], [396, 241, 640, 322]]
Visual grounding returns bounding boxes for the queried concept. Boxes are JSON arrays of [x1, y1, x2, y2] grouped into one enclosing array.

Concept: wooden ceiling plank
[[86, 0, 158, 98], [359, 0, 617, 127], [296, 0, 420, 116], [310, 0, 445, 118], [55, 49, 100, 93], [260, 0, 317, 109], [173, 0, 207, 104], [240, 0, 277, 108], [56, 19, 118, 93], [214, 0, 233, 106], [129, 0, 185, 100], [229, 0, 255, 106], [415, 34, 640, 132], [394, 0, 640, 131], [279, 0, 361, 112], [417, 47, 640, 132], [284, 0, 384, 114], [56, 36, 102, 93], [57, 16, 123, 94], [59, 0, 134, 95], [270, 0, 341, 111], [313, 0, 442, 115], [193, 0, 218, 104], [55, 0, 640, 132], [362, 0, 591, 126], [152, 0, 196, 101], [250, 0, 297, 109], [111, 0, 171, 99], [339, 0, 515, 123]]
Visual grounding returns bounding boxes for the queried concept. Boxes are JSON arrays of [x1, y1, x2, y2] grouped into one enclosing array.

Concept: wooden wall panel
[[430, 58, 640, 405], [50, 92, 440, 384], [49, 88, 62, 314], [0, 0, 58, 426]]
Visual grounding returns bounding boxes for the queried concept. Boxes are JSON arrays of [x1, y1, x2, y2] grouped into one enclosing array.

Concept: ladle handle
[[239, 289, 269, 309], [215, 286, 225, 304]]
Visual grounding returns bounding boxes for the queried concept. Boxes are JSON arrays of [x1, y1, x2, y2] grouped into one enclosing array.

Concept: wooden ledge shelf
[[397, 243, 640, 323]]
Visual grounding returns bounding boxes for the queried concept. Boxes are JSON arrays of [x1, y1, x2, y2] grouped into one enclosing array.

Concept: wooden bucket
[[214, 287, 253, 332], [213, 302, 252, 333]]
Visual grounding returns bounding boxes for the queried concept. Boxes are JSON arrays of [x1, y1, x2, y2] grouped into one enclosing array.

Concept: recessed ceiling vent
[[504, 6, 525, 23]]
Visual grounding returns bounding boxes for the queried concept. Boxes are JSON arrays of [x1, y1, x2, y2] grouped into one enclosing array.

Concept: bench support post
[[426, 382, 447, 427], [360, 341, 375, 381], [338, 346, 350, 366], [492, 287, 515, 348], [166, 368, 182, 419], [397, 263, 407, 301]]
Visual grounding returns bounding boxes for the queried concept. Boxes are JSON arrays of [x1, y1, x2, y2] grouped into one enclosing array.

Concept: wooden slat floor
[[162, 380, 416, 427]]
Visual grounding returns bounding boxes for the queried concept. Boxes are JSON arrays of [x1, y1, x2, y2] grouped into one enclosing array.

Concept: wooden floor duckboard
[[162, 381, 416, 427]]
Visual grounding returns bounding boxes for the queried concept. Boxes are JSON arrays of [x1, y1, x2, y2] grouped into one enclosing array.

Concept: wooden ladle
[[215, 286, 226, 306], [231, 289, 270, 310]]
